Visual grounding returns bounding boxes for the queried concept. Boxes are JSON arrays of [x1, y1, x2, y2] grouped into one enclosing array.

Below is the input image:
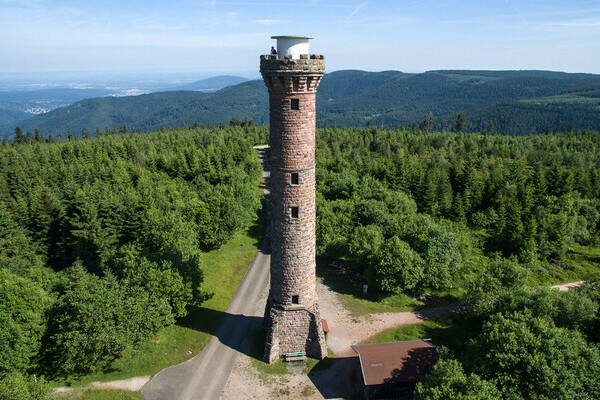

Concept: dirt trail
[[90, 376, 151, 391], [53, 376, 150, 394], [317, 282, 464, 357], [551, 281, 585, 291]]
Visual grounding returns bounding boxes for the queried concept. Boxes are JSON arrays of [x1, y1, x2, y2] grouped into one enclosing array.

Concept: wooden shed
[[351, 340, 439, 399]]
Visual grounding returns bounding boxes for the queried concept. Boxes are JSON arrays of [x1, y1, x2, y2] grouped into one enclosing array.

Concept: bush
[[0, 269, 50, 375], [0, 373, 51, 400], [44, 264, 173, 376], [414, 359, 500, 400]]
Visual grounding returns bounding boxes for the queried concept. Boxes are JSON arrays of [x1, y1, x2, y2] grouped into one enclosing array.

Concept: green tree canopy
[[414, 359, 500, 400]]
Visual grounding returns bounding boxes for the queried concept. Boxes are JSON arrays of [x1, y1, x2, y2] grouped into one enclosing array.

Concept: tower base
[[263, 296, 327, 363]]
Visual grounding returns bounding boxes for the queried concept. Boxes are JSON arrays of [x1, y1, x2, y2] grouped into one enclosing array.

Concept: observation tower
[[260, 36, 327, 363]]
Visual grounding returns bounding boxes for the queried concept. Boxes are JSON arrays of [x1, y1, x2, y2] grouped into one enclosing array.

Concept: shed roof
[[351, 340, 439, 386]]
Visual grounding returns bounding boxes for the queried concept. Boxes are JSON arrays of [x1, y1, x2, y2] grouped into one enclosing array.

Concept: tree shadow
[[316, 257, 461, 312], [247, 197, 267, 248], [308, 356, 361, 399], [382, 347, 438, 385], [178, 306, 264, 362]]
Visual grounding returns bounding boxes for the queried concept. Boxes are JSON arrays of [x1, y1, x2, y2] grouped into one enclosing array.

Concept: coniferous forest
[[313, 127, 600, 399], [0, 125, 266, 396], [315, 127, 600, 291], [1, 125, 600, 399]]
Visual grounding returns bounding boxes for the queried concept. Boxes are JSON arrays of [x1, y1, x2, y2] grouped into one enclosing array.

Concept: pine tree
[[14, 127, 25, 143]]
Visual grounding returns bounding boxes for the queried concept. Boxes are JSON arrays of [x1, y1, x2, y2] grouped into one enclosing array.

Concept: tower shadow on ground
[[308, 356, 361, 399]]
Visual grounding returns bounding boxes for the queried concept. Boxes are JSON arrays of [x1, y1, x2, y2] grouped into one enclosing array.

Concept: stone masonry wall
[[261, 55, 326, 362]]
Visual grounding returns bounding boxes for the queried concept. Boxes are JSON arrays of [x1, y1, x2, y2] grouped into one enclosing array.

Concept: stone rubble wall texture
[[261, 55, 327, 363]]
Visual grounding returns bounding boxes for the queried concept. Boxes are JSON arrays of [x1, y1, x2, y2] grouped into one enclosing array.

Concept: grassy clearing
[[55, 208, 264, 387], [561, 244, 600, 281], [54, 389, 142, 400], [527, 244, 600, 287], [365, 315, 480, 357]]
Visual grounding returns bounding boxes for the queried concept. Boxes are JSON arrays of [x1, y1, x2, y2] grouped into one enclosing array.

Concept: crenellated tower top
[[260, 35, 325, 93], [260, 55, 325, 93]]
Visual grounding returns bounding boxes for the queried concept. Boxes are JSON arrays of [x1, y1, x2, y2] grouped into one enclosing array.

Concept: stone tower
[[260, 36, 327, 363]]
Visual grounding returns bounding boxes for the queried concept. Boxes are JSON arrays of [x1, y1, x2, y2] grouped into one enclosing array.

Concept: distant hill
[[0, 108, 31, 126], [316, 70, 600, 132], [173, 75, 249, 91], [3, 70, 600, 137], [1, 81, 268, 136]]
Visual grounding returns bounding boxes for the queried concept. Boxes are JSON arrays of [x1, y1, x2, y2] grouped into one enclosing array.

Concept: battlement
[[260, 54, 325, 93], [260, 54, 325, 74]]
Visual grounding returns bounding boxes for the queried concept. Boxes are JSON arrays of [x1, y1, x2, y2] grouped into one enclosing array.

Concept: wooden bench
[[283, 352, 306, 362]]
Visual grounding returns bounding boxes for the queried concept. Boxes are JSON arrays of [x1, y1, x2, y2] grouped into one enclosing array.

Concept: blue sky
[[1, 0, 599, 76]]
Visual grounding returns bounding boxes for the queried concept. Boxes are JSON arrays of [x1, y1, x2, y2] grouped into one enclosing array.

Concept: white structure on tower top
[[272, 35, 313, 59]]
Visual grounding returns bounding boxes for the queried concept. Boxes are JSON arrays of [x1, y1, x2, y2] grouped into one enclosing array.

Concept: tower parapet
[[261, 36, 327, 363], [260, 55, 325, 93]]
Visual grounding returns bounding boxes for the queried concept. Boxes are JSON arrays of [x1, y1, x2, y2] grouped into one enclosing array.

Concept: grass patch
[[253, 359, 289, 377], [562, 244, 600, 281], [55, 389, 142, 400], [336, 288, 423, 317], [55, 208, 265, 387], [304, 348, 335, 374], [301, 386, 316, 397], [365, 315, 480, 357]]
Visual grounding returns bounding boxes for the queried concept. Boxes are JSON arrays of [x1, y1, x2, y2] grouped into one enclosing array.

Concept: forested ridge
[[1, 125, 600, 399], [4, 69, 600, 137], [0, 124, 267, 395]]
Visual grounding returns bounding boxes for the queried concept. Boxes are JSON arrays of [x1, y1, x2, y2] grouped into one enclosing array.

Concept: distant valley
[[2, 70, 600, 137], [0, 75, 250, 127]]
